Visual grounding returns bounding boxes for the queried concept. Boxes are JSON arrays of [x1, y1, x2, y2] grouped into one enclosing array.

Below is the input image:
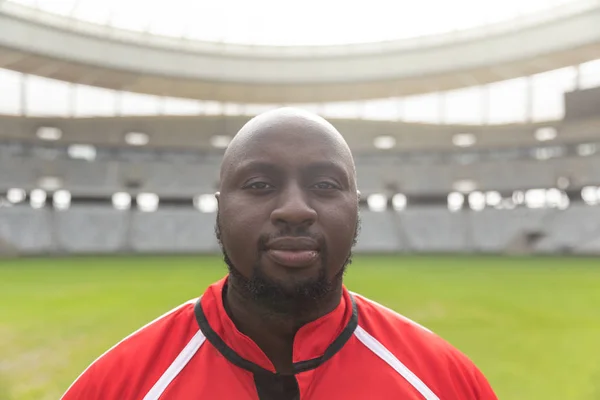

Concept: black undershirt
[[253, 372, 300, 400]]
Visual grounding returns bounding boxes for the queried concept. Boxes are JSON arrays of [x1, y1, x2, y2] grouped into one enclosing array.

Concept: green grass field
[[1, 255, 600, 400]]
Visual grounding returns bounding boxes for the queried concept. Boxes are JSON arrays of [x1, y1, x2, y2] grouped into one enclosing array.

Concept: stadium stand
[[469, 208, 552, 253], [1, 0, 600, 258], [1, 114, 600, 256], [534, 205, 600, 253], [130, 209, 219, 253], [0, 207, 53, 253], [401, 208, 470, 253], [4, 204, 600, 256], [353, 211, 402, 253], [54, 206, 129, 253]]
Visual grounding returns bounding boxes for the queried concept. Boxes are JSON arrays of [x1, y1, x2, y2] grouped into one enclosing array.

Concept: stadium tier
[[2, 145, 600, 195], [3, 204, 600, 256], [2, 98, 600, 257], [0, 0, 600, 258], [2, 112, 600, 257]]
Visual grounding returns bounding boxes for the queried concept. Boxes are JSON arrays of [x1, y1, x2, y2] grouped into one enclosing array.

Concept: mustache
[[257, 230, 325, 252], [215, 213, 327, 253]]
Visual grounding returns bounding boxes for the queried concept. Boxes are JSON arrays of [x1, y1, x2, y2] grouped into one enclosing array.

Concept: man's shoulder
[[352, 291, 435, 341], [352, 292, 449, 360], [61, 298, 200, 399], [99, 298, 199, 363], [351, 292, 495, 398]]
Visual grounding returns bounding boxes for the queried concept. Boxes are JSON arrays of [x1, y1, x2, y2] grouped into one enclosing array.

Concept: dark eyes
[[243, 181, 339, 191], [312, 182, 338, 190], [245, 182, 274, 190]]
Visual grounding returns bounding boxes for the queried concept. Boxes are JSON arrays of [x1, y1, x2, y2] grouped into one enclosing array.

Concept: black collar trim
[[194, 293, 359, 376]]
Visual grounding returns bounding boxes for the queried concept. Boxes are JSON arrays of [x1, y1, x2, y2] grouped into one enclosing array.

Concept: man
[[62, 108, 497, 400]]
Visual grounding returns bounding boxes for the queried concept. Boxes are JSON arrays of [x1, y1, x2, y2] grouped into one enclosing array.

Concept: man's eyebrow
[[303, 161, 349, 176], [230, 160, 351, 184], [232, 160, 280, 174], [304, 162, 353, 188]]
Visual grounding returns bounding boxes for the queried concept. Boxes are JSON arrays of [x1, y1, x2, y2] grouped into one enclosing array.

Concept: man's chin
[[228, 264, 331, 312], [259, 258, 323, 289], [253, 269, 328, 300]]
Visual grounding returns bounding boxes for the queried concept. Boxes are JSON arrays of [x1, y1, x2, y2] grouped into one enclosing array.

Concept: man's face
[[216, 118, 359, 313]]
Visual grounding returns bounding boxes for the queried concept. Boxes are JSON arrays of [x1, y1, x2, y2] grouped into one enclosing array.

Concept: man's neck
[[223, 281, 342, 375]]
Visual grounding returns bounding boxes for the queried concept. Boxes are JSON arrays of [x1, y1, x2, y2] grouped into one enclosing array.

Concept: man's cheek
[[325, 211, 356, 238]]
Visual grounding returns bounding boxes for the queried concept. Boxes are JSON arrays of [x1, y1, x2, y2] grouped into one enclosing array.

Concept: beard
[[215, 212, 360, 317]]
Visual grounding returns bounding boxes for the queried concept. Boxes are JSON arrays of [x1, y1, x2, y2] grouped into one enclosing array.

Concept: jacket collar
[[195, 276, 357, 375]]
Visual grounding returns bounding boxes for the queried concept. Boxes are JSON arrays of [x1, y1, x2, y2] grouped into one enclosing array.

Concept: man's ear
[[357, 190, 361, 200], [215, 192, 220, 207]]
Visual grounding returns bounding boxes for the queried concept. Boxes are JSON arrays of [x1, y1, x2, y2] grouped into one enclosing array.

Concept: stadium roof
[[1, 0, 600, 103], [1, 0, 583, 46]]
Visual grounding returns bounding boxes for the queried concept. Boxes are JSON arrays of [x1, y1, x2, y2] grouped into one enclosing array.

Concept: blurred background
[[1, 0, 600, 399]]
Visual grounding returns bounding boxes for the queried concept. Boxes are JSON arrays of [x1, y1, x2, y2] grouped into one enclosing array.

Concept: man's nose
[[270, 184, 317, 228]]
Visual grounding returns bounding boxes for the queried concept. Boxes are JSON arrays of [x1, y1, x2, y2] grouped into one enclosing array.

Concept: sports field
[[1, 255, 599, 400]]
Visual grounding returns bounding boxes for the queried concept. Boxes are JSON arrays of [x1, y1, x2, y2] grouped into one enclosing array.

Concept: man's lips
[[264, 237, 320, 267], [266, 250, 320, 267], [265, 237, 319, 251]]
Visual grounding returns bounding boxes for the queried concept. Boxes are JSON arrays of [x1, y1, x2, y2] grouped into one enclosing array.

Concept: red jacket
[[62, 277, 498, 400]]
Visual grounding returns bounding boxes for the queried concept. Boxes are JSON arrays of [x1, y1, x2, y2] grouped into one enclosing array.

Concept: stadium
[[1, 0, 600, 398]]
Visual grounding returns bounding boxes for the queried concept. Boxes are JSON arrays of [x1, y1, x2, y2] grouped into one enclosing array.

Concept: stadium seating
[[0, 157, 37, 189], [468, 208, 551, 253], [0, 206, 53, 253], [130, 209, 219, 253], [3, 203, 600, 256], [54, 206, 129, 253], [52, 159, 118, 195], [354, 210, 403, 253], [4, 152, 600, 196], [0, 155, 220, 195], [133, 162, 219, 196], [400, 208, 469, 253], [2, 142, 600, 257], [534, 205, 600, 254], [576, 235, 600, 254]]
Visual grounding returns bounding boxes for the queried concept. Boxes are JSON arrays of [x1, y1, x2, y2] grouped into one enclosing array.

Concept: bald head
[[220, 108, 356, 187], [214, 107, 360, 316]]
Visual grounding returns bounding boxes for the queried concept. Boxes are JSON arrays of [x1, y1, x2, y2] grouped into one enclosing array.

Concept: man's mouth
[[264, 237, 320, 267]]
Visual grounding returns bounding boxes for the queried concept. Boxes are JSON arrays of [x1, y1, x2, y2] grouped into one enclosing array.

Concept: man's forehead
[[221, 109, 354, 176], [241, 115, 341, 145], [233, 107, 346, 144], [232, 158, 349, 175], [224, 146, 351, 184], [238, 126, 345, 156]]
